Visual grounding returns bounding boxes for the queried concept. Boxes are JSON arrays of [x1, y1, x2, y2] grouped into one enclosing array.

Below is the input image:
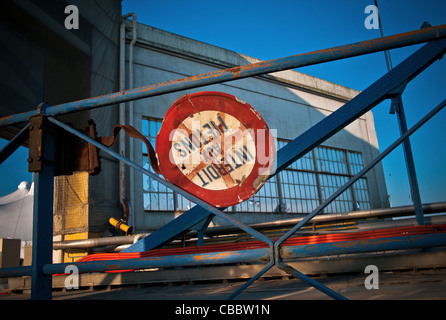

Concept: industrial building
[[127, 18, 390, 231], [0, 0, 445, 300], [0, 0, 389, 243]]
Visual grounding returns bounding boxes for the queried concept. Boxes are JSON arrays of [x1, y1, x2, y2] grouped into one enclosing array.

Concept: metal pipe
[[394, 95, 425, 225], [119, 18, 128, 222], [49, 247, 270, 274], [201, 201, 446, 236], [127, 13, 137, 228], [354, 214, 446, 232], [105, 214, 446, 253], [374, 2, 424, 224], [109, 217, 133, 235], [281, 233, 446, 259], [276, 262, 347, 300], [0, 248, 271, 278], [53, 234, 149, 250], [118, 13, 137, 225], [273, 229, 446, 301], [2, 24, 446, 127], [2, 230, 445, 279], [51, 211, 446, 251]]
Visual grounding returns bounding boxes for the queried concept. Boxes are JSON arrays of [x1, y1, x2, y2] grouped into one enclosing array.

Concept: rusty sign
[[156, 91, 276, 207]]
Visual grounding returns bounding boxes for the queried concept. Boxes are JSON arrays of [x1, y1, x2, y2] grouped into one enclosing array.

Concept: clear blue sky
[[1, 0, 445, 209]]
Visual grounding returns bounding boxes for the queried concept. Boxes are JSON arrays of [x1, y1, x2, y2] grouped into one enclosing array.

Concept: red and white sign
[[156, 91, 276, 208]]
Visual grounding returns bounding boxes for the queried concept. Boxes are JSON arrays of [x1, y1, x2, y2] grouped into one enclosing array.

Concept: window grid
[[142, 119, 370, 214], [142, 117, 196, 212], [235, 140, 370, 214]]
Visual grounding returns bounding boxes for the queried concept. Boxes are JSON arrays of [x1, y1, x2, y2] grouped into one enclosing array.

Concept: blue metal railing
[[0, 24, 446, 300], [1, 24, 446, 128]]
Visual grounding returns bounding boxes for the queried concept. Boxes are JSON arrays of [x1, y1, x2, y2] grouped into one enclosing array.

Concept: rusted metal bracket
[[28, 115, 49, 172], [53, 119, 101, 176], [27, 112, 157, 177], [28, 114, 101, 175], [27, 116, 42, 172], [74, 120, 101, 175]]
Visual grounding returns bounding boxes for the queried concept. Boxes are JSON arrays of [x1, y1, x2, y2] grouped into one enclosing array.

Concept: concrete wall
[[0, 0, 122, 242], [122, 21, 390, 232]]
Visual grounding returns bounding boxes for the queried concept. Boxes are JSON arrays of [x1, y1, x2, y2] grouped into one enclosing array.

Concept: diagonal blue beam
[[392, 95, 425, 225], [0, 123, 29, 165], [124, 206, 216, 252], [123, 38, 446, 253]]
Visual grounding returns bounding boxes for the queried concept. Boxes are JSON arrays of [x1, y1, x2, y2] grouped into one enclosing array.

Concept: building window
[[142, 118, 370, 214], [236, 139, 370, 214], [142, 117, 195, 212]]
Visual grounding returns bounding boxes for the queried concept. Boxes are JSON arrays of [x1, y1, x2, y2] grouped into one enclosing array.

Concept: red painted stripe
[[75, 224, 446, 264]]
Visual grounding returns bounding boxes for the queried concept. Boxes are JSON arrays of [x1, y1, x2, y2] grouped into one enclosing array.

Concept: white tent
[[0, 181, 33, 241]]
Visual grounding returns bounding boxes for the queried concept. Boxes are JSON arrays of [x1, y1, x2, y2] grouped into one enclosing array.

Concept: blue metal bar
[[0, 266, 31, 278], [277, 231, 446, 300], [227, 261, 275, 300], [78, 250, 266, 274], [392, 95, 425, 225], [375, 1, 424, 225], [126, 206, 216, 252], [31, 169, 54, 300], [1, 25, 446, 127], [2, 232, 445, 279], [281, 233, 446, 258], [197, 215, 215, 246], [0, 123, 29, 165], [29, 119, 55, 300], [46, 248, 270, 275], [276, 263, 347, 300], [0, 248, 270, 278]]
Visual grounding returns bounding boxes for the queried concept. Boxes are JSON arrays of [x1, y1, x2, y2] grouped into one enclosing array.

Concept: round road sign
[[156, 91, 275, 208]]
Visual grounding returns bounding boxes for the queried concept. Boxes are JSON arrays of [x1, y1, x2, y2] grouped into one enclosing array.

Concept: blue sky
[[1, 0, 445, 208], [120, 0, 446, 207]]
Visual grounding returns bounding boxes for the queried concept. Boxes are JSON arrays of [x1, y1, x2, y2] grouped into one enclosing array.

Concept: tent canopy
[[0, 181, 33, 241]]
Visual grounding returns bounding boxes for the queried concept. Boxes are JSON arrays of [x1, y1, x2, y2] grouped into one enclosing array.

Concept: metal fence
[[1, 24, 446, 300]]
